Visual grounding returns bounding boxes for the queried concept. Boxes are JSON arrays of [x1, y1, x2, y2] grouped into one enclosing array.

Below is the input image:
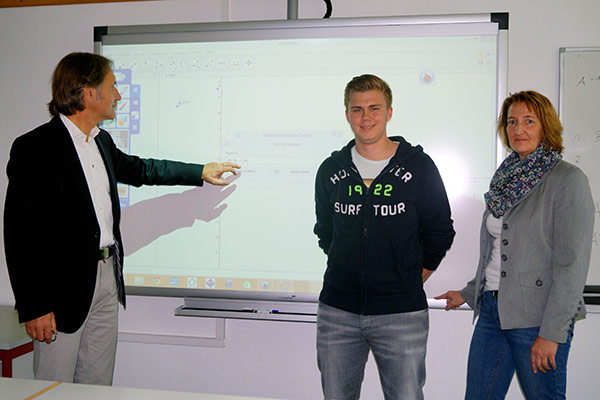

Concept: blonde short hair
[[344, 74, 392, 109]]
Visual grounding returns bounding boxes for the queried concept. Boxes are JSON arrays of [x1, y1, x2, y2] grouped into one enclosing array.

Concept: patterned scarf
[[484, 144, 561, 218]]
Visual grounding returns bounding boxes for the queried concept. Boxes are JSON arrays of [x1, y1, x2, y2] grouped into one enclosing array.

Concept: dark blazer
[[4, 116, 205, 333]]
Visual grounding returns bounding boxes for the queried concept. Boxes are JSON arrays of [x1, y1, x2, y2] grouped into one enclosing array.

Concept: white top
[[484, 213, 503, 291], [60, 114, 114, 248], [351, 145, 392, 180]]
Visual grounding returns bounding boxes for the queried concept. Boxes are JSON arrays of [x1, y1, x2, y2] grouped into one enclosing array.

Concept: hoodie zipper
[[360, 182, 370, 314]]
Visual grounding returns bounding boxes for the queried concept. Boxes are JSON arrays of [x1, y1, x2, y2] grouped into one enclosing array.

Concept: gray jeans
[[317, 302, 428, 400]]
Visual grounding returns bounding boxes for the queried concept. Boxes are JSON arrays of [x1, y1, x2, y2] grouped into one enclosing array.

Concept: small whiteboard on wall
[[559, 47, 600, 292]]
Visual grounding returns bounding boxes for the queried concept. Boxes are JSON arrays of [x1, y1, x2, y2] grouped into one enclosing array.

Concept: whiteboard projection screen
[[94, 14, 508, 309]]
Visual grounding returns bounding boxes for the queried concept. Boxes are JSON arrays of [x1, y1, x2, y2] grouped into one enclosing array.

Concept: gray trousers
[[33, 258, 119, 385]]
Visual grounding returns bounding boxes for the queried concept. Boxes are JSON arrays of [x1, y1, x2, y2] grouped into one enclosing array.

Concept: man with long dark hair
[[4, 52, 240, 384]]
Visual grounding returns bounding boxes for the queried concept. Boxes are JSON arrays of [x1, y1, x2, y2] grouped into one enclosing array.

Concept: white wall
[[2, 1, 600, 399]]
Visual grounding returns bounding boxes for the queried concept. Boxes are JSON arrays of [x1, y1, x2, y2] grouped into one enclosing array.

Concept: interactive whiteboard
[[94, 15, 508, 316]]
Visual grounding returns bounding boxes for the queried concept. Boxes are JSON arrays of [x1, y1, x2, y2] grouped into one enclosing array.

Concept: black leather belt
[[488, 290, 499, 299], [99, 245, 115, 261]]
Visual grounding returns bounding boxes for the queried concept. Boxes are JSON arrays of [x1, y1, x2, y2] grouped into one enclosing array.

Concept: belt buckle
[[99, 247, 110, 260]]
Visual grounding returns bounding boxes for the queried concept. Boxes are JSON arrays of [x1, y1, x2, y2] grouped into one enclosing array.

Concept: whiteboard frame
[[94, 13, 508, 320]]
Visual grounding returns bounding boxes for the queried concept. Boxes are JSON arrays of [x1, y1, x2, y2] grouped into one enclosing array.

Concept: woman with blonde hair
[[436, 91, 594, 399]]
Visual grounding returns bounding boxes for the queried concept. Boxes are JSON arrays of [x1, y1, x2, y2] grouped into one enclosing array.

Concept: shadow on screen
[[120, 173, 239, 256]]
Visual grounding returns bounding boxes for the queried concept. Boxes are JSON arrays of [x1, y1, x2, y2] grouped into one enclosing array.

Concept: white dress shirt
[[60, 114, 114, 248]]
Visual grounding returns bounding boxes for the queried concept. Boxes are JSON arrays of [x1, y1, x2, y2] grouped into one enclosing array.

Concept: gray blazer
[[460, 160, 594, 343]]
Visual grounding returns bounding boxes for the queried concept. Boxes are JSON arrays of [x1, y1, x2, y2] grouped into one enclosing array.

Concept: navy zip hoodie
[[314, 136, 455, 315]]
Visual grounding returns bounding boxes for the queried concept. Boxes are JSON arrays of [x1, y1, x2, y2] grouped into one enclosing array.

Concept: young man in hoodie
[[314, 74, 455, 399]]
